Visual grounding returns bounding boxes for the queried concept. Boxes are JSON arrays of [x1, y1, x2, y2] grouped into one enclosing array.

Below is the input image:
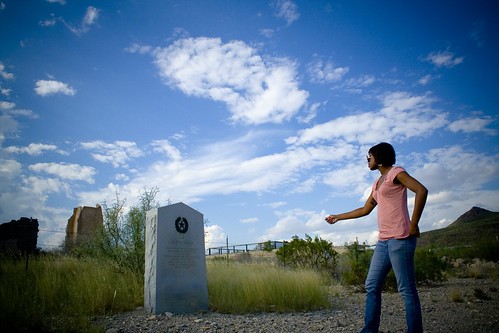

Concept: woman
[[326, 142, 427, 333]]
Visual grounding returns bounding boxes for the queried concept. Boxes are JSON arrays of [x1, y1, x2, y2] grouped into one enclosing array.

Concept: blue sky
[[1, 0, 498, 251]]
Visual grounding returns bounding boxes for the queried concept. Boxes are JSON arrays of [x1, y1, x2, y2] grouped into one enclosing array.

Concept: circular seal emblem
[[175, 217, 189, 234]]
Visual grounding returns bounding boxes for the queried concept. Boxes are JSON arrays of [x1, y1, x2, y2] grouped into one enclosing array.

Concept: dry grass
[[0, 256, 143, 332], [207, 262, 331, 313], [449, 288, 464, 303]]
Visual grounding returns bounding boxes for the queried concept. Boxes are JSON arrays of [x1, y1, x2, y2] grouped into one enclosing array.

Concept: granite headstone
[[144, 202, 208, 314]]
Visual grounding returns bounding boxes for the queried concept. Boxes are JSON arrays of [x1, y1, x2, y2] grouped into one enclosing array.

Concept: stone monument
[[144, 202, 208, 314]]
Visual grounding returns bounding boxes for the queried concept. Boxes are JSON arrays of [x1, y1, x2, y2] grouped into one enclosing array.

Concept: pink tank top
[[372, 166, 411, 240]]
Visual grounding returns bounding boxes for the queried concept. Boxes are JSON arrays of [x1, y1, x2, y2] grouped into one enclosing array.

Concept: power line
[[38, 228, 66, 234]]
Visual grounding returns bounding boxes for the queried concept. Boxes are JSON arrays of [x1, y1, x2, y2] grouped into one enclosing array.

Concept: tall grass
[[207, 262, 331, 313], [0, 256, 143, 332], [1, 257, 333, 331]]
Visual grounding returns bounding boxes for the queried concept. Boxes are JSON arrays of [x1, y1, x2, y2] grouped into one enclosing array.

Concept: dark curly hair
[[368, 142, 396, 166]]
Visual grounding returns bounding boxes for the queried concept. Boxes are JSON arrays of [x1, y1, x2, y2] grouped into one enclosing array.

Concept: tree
[[275, 234, 337, 274], [72, 187, 162, 274], [262, 240, 274, 252], [342, 241, 373, 286]]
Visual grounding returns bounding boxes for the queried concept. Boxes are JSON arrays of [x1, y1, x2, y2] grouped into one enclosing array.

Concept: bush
[[275, 235, 338, 275], [341, 242, 373, 287], [414, 248, 448, 284], [342, 244, 448, 289], [428, 240, 499, 262]]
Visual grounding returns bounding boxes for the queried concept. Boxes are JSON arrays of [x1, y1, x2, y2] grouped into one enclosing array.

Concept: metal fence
[[205, 240, 285, 256]]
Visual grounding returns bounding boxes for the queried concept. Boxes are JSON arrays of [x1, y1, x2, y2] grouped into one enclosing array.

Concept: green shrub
[[414, 249, 448, 284], [380, 248, 448, 291], [262, 240, 274, 252], [342, 244, 448, 289], [342, 255, 371, 287], [341, 242, 373, 287], [429, 240, 499, 262], [275, 234, 338, 275], [473, 288, 492, 300]]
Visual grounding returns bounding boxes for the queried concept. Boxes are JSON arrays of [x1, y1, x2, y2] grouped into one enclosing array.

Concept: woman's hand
[[325, 214, 339, 224], [409, 222, 420, 237]]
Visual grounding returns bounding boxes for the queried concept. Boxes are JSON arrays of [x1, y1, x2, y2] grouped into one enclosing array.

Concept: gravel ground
[[97, 278, 498, 333]]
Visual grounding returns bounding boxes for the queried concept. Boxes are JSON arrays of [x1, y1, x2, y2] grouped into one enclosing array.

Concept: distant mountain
[[449, 206, 499, 226], [417, 207, 499, 248]]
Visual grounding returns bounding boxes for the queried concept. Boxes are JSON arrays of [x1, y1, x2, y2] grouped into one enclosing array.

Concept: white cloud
[[0, 159, 22, 180], [264, 201, 287, 209], [259, 210, 307, 241], [39, 17, 58, 27], [2, 107, 37, 119], [22, 176, 70, 196], [0, 62, 14, 80], [152, 37, 309, 125], [76, 134, 356, 213], [83, 6, 99, 26], [323, 163, 372, 197], [5, 143, 64, 156], [0, 101, 15, 110], [125, 43, 154, 55], [0, 104, 38, 142], [259, 208, 325, 242], [1, 87, 12, 96], [80, 140, 143, 168], [307, 57, 349, 84], [418, 74, 432, 85], [260, 28, 275, 38], [424, 50, 464, 68], [297, 101, 322, 124], [292, 176, 319, 194], [58, 6, 99, 35], [240, 217, 258, 224], [28, 162, 96, 183], [115, 173, 130, 182], [46, 0, 66, 4], [286, 91, 447, 146], [342, 75, 376, 93], [34, 80, 76, 96], [150, 140, 182, 160], [205, 224, 226, 249], [413, 146, 499, 193], [448, 116, 496, 135], [273, 0, 300, 25]]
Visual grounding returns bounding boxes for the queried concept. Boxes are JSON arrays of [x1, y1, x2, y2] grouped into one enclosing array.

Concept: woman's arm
[[395, 171, 428, 236], [325, 192, 377, 224]]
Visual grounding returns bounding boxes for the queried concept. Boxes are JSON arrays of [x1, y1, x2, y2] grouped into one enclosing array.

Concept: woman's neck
[[378, 165, 392, 176]]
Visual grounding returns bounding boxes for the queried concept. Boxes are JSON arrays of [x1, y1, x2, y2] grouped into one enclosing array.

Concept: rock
[[96, 277, 499, 333]]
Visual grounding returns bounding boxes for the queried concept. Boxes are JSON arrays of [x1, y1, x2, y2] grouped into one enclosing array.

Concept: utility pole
[[226, 235, 229, 264]]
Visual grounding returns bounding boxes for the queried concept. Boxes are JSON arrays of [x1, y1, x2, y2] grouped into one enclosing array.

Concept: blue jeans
[[360, 237, 422, 333]]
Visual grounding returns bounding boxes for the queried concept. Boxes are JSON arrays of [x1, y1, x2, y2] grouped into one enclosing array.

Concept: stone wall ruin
[[65, 205, 103, 248]]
